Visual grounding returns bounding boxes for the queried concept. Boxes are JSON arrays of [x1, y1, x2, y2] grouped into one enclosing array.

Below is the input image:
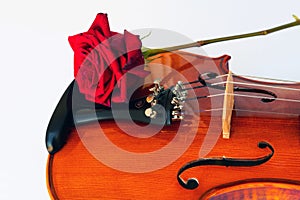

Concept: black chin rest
[[45, 80, 110, 154], [45, 80, 161, 155]]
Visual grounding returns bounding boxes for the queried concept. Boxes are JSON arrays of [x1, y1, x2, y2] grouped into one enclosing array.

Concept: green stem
[[143, 15, 300, 58]]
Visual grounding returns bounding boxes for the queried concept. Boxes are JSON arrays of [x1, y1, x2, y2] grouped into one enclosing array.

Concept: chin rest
[[45, 80, 159, 155], [45, 80, 111, 154]]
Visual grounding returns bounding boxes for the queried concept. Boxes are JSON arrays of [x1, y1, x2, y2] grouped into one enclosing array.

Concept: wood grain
[[46, 51, 300, 199], [47, 116, 300, 200]]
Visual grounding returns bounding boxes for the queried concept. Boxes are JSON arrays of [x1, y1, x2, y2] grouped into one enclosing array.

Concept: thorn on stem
[[292, 14, 300, 22], [141, 31, 152, 40]]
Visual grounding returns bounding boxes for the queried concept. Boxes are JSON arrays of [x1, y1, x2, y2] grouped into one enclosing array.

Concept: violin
[[46, 51, 300, 199]]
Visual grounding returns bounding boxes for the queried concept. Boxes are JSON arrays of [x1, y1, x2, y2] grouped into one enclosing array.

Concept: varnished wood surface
[[47, 116, 300, 200], [46, 51, 300, 199], [201, 179, 300, 199]]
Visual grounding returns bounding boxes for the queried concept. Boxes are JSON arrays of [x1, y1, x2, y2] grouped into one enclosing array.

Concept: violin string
[[185, 93, 300, 103], [179, 72, 300, 103], [211, 81, 300, 91], [229, 93, 300, 103], [216, 73, 299, 83], [213, 73, 300, 91], [181, 73, 300, 92], [194, 108, 299, 116], [233, 108, 299, 116], [232, 73, 299, 83], [175, 73, 300, 116], [183, 85, 206, 91]]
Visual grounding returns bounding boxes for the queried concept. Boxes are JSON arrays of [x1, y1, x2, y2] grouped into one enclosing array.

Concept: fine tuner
[[143, 71, 237, 139], [144, 80, 187, 121], [143, 70, 300, 139]]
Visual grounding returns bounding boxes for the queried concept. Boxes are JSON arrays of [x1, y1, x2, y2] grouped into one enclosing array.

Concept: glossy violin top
[[46, 51, 300, 200]]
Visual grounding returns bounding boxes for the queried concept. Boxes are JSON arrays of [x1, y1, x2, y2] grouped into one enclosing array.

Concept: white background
[[0, 1, 299, 199]]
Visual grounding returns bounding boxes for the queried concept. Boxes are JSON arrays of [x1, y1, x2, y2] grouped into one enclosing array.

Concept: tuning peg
[[171, 97, 179, 105], [172, 110, 184, 120], [144, 108, 157, 119], [146, 94, 154, 103], [172, 115, 183, 120], [173, 105, 183, 110]]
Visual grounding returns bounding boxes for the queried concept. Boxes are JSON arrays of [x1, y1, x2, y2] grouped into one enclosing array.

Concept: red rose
[[68, 13, 148, 107]]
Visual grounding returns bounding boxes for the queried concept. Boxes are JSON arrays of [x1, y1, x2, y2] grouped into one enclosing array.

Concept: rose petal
[[122, 30, 144, 71], [88, 13, 112, 38], [70, 13, 147, 107], [69, 33, 100, 76], [124, 30, 142, 50]]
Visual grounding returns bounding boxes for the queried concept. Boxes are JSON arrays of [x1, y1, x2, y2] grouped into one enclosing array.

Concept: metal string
[[185, 93, 300, 103], [180, 73, 300, 103], [192, 108, 299, 117]]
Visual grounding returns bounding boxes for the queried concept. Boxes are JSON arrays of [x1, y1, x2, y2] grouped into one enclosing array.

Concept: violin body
[[46, 52, 300, 199]]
